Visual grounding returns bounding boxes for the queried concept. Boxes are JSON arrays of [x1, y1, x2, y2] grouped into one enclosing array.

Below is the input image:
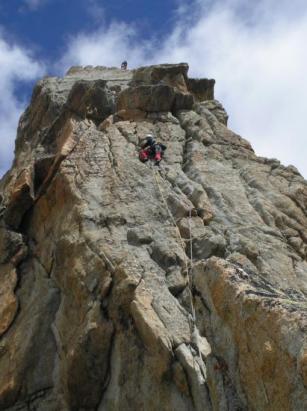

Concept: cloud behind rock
[[59, 0, 307, 177], [0, 35, 44, 177], [1, 0, 306, 178]]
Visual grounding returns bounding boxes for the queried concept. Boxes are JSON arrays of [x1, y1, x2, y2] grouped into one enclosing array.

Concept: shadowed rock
[[67, 79, 116, 122]]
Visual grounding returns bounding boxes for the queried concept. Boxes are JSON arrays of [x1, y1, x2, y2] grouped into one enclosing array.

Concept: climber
[[121, 61, 128, 70], [139, 134, 155, 163], [139, 134, 167, 166]]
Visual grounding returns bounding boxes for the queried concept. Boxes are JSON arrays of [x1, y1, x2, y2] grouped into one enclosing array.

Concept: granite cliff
[[0, 63, 306, 410]]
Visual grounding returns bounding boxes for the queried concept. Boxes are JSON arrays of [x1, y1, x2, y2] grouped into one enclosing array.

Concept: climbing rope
[[152, 167, 206, 371], [188, 206, 195, 321], [153, 167, 193, 308]]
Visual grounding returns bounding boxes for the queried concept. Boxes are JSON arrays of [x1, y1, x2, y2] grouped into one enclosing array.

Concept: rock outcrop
[[0, 63, 306, 411]]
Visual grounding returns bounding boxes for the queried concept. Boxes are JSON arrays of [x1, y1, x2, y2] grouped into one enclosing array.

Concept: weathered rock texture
[[0, 63, 306, 411]]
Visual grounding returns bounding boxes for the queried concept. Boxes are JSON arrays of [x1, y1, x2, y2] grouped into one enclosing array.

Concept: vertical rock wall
[[0, 64, 306, 410]]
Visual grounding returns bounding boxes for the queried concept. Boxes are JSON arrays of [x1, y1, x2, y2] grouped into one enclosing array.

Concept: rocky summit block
[[0, 63, 306, 411], [132, 63, 190, 90], [117, 63, 215, 113], [117, 83, 194, 112], [67, 79, 116, 122]]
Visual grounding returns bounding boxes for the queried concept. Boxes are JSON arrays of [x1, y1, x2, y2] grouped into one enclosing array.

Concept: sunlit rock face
[[0, 63, 306, 411]]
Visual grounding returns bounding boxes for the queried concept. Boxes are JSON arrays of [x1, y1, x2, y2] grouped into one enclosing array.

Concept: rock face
[[0, 63, 306, 411]]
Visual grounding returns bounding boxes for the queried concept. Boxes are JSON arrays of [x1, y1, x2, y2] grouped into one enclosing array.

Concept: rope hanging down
[[152, 168, 205, 369], [153, 168, 194, 316]]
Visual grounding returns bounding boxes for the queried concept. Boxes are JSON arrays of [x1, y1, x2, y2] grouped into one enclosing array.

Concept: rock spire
[[0, 63, 306, 410]]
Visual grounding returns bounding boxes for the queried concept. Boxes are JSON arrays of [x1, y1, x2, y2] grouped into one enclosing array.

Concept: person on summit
[[139, 134, 167, 166], [121, 61, 128, 70]]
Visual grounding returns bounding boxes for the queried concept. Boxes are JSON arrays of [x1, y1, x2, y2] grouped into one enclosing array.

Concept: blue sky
[[1, 0, 307, 177], [1, 0, 176, 58]]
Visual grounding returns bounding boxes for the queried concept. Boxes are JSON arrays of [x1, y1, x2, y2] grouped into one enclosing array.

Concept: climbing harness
[[152, 166, 206, 371]]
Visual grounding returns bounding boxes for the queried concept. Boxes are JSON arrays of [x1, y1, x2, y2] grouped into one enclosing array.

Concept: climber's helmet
[[145, 134, 155, 146]]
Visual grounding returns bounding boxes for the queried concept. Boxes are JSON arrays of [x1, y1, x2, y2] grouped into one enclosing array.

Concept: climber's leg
[[139, 148, 150, 162], [154, 151, 162, 166]]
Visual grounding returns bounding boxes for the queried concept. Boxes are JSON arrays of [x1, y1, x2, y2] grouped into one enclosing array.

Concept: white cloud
[[0, 35, 44, 177], [154, 0, 307, 176], [60, 0, 307, 177], [59, 22, 150, 72], [22, 0, 47, 11]]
